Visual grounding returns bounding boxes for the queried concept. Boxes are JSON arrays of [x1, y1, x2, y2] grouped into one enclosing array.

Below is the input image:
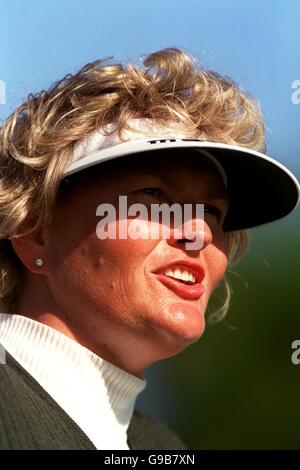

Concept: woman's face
[[40, 150, 230, 375]]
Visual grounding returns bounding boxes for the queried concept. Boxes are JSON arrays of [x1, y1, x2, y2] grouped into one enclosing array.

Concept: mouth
[[152, 261, 206, 301]]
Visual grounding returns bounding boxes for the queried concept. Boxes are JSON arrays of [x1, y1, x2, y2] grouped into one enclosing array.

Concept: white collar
[[0, 313, 147, 450]]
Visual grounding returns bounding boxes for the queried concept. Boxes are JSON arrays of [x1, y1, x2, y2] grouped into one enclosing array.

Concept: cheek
[[45, 231, 159, 329], [204, 233, 229, 290], [49, 218, 159, 294], [96, 219, 159, 265], [210, 249, 228, 285]]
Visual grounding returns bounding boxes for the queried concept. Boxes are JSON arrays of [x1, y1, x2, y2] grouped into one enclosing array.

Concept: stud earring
[[34, 258, 44, 268]]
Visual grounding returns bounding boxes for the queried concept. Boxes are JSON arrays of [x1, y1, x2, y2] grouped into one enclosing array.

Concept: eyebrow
[[176, 180, 230, 204], [134, 166, 230, 203], [205, 187, 230, 201]]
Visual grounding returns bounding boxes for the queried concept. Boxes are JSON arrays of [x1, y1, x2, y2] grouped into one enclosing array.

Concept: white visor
[[63, 119, 300, 232]]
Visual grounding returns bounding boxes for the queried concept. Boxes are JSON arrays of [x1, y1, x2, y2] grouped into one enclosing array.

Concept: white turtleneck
[[0, 313, 147, 450]]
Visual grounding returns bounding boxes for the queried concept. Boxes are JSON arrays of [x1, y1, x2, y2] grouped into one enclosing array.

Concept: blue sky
[[0, 0, 299, 175]]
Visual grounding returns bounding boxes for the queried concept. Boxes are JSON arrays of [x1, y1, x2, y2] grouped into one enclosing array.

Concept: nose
[[167, 218, 213, 252]]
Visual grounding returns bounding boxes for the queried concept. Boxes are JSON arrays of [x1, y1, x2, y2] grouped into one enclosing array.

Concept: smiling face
[[17, 149, 230, 376]]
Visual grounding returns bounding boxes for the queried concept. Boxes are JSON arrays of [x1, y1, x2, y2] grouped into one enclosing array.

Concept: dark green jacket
[[0, 351, 187, 450]]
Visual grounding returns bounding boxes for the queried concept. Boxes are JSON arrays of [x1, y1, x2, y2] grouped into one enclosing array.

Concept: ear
[[10, 225, 49, 275]]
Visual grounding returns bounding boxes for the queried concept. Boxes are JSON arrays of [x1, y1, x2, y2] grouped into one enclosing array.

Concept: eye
[[204, 204, 222, 218], [138, 187, 164, 198]]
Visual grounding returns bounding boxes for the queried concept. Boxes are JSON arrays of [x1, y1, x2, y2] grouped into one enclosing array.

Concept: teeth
[[164, 267, 196, 283], [174, 268, 181, 279]]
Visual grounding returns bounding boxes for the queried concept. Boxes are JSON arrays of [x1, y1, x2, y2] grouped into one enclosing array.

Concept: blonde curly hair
[[0, 47, 265, 318]]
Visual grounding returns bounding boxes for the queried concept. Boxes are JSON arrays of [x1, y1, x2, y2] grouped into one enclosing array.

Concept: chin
[[153, 314, 206, 355]]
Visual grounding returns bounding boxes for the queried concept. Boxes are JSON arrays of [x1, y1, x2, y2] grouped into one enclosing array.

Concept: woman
[[0, 48, 298, 450]]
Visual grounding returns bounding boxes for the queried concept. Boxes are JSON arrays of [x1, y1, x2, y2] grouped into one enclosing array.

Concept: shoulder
[[0, 349, 36, 449], [0, 350, 57, 449], [0, 349, 95, 449], [127, 407, 188, 450]]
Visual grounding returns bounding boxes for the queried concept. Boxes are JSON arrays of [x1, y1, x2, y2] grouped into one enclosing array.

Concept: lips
[[152, 260, 206, 301]]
